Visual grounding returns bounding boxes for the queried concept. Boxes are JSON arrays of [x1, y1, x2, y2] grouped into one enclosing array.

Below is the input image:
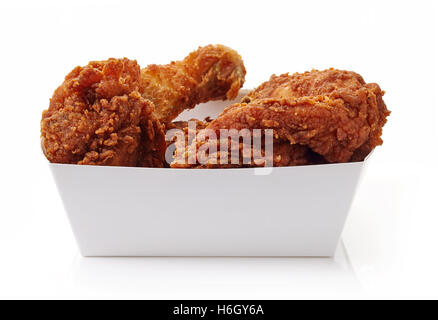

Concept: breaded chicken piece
[[165, 118, 211, 166], [243, 69, 368, 101], [41, 45, 246, 167], [170, 118, 325, 168], [243, 69, 390, 161], [140, 44, 246, 124], [41, 58, 166, 166], [171, 138, 324, 168], [173, 69, 389, 167], [200, 94, 385, 163]]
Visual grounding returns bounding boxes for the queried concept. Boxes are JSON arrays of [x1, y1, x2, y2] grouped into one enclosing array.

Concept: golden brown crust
[[140, 44, 246, 124], [41, 45, 246, 167], [243, 69, 390, 161], [175, 68, 390, 167], [41, 58, 166, 166], [169, 118, 326, 168], [271, 141, 326, 167], [136, 110, 167, 168], [244, 69, 367, 102], [165, 119, 211, 167], [171, 139, 325, 169], [204, 96, 378, 163]]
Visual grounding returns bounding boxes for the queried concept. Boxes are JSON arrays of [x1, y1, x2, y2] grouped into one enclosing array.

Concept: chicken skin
[[173, 69, 390, 167], [243, 69, 390, 161], [41, 45, 246, 167], [169, 119, 325, 168], [140, 44, 246, 124], [41, 58, 166, 167], [171, 137, 324, 168]]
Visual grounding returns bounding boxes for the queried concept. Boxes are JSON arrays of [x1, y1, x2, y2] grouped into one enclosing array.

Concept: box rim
[[47, 149, 373, 171]]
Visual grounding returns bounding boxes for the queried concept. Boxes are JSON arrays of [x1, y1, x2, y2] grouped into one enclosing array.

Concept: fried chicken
[[41, 58, 166, 166], [170, 119, 325, 168], [165, 118, 210, 166], [140, 44, 246, 124], [41, 45, 246, 167], [243, 69, 390, 161], [174, 69, 389, 167], [171, 137, 324, 168]]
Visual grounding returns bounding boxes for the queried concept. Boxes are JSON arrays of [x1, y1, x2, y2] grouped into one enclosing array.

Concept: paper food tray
[[50, 90, 368, 257]]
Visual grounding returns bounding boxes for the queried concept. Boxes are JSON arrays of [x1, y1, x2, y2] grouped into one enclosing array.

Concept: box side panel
[[50, 162, 365, 256]]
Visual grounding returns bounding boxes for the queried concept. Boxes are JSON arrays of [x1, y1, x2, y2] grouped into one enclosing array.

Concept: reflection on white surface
[[72, 241, 360, 299]]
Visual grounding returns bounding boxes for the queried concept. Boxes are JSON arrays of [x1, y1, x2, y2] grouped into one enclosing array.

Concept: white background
[[0, 0, 437, 299]]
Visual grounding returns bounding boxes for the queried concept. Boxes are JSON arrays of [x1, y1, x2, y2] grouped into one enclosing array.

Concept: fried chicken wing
[[140, 44, 246, 124]]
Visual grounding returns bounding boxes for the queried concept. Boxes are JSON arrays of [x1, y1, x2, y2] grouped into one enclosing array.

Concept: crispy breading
[[170, 69, 390, 168], [175, 68, 390, 167], [171, 138, 324, 168], [41, 45, 246, 167], [140, 44, 246, 124], [165, 118, 211, 166], [243, 69, 390, 161], [170, 117, 325, 168], [41, 58, 166, 166], [202, 95, 382, 163]]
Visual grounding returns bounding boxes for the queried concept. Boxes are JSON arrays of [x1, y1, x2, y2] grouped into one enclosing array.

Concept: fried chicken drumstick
[[41, 45, 246, 166], [141, 44, 246, 124]]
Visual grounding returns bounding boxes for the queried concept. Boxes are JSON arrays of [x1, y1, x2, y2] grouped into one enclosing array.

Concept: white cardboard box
[[49, 90, 368, 257]]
